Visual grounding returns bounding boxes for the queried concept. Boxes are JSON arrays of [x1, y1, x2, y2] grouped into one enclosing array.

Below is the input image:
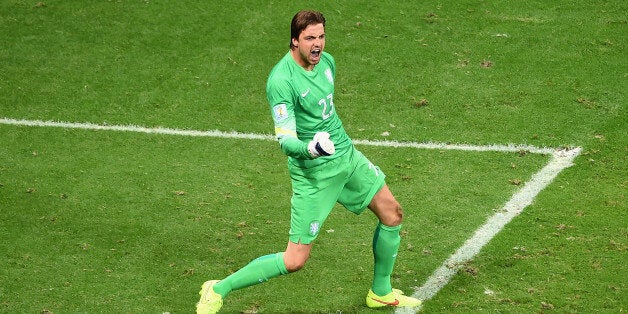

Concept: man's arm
[[267, 78, 314, 159], [268, 82, 334, 159]]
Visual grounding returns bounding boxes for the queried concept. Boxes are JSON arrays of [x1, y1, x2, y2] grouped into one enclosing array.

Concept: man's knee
[[383, 200, 403, 226], [369, 185, 404, 226], [376, 196, 404, 226], [283, 254, 308, 272], [283, 242, 311, 272]]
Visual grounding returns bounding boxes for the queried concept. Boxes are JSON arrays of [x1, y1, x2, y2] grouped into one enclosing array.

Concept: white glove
[[308, 132, 335, 158]]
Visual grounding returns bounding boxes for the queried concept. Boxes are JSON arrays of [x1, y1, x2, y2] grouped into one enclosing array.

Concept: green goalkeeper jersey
[[266, 51, 351, 168]]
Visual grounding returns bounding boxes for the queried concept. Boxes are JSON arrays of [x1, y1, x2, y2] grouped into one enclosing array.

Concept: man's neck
[[290, 49, 314, 71]]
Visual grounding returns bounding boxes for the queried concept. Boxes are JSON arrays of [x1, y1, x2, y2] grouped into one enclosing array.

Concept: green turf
[[0, 0, 625, 313], [0, 125, 548, 312]]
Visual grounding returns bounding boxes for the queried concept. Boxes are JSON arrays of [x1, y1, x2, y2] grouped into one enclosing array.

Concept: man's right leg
[[196, 241, 311, 314], [212, 252, 288, 297], [213, 241, 311, 296], [196, 253, 287, 314]]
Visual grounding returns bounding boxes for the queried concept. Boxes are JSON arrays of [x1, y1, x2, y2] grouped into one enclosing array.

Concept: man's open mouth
[[311, 49, 321, 59]]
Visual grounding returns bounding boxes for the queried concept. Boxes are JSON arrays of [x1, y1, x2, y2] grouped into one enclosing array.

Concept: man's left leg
[[366, 185, 421, 308], [371, 221, 401, 296]]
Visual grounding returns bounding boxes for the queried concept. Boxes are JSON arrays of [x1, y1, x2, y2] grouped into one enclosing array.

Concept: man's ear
[[291, 38, 298, 48]]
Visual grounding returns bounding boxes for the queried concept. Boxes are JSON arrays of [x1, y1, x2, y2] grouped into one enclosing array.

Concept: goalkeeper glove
[[308, 132, 335, 158]]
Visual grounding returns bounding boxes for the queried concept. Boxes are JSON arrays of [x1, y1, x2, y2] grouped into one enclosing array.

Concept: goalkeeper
[[196, 10, 421, 313]]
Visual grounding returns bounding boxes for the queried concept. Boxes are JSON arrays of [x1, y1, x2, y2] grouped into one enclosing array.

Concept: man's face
[[291, 23, 325, 70]]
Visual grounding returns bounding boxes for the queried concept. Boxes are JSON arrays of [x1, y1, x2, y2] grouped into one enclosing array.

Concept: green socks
[[371, 222, 401, 296], [211, 224, 400, 299], [213, 252, 288, 298]]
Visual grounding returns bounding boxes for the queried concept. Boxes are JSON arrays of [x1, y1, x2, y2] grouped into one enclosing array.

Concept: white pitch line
[[353, 139, 558, 155], [396, 147, 581, 314], [0, 117, 275, 141], [0, 117, 562, 155]]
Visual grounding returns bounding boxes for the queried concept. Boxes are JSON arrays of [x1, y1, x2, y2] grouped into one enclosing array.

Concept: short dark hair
[[290, 10, 326, 49]]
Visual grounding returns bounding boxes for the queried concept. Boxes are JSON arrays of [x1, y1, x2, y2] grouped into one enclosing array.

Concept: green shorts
[[288, 147, 386, 244]]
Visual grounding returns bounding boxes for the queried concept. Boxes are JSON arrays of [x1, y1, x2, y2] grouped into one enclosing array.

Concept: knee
[[382, 201, 403, 226], [283, 253, 309, 273], [370, 186, 404, 226]]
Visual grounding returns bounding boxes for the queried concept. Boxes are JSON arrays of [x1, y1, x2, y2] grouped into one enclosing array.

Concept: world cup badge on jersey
[[273, 103, 288, 121]]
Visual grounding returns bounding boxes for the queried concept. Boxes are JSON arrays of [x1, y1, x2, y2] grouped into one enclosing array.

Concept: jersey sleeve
[[266, 77, 313, 159]]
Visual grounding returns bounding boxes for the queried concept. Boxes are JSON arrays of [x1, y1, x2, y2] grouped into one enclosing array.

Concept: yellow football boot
[[366, 288, 422, 308], [196, 280, 223, 314]]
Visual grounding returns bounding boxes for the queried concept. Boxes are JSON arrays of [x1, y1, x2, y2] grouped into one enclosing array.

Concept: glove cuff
[[315, 142, 332, 156], [308, 140, 321, 158]]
